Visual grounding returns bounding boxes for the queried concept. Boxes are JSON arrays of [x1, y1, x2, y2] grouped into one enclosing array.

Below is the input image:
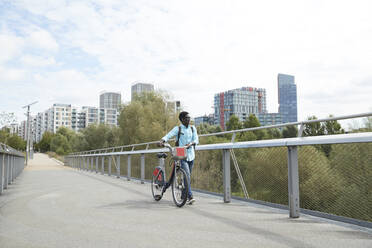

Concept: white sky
[[1, 0, 371, 127]]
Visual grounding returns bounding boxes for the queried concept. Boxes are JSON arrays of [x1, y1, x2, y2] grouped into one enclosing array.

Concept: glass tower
[[278, 73, 297, 123]]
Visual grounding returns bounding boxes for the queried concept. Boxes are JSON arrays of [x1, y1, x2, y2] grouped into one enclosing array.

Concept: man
[[160, 111, 199, 204]]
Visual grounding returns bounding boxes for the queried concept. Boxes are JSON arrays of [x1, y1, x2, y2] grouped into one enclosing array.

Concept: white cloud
[[3, 0, 372, 126], [27, 29, 59, 52], [0, 33, 24, 63], [21, 55, 56, 67]]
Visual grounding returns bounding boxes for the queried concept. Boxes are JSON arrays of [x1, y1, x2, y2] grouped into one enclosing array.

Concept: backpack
[[175, 125, 195, 147]]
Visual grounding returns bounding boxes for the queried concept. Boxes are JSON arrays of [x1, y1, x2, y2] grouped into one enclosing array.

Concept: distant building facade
[[194, 114, 215, 126], [29, 103, 118, 143], [131, 82, 154, 100], [99, 92, 121, 110], [257, 113, 283, 126], [278, 74, 297, 123], [214, 87, 267, 129]]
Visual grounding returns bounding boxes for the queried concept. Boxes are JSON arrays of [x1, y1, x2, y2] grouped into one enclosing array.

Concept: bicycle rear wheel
[[171, 167, 189, 207], [151, 167, 164, 201]]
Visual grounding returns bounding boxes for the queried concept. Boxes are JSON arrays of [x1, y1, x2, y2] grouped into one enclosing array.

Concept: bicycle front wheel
[[151, 167, 164, 201], [171, 167, 189, 207]]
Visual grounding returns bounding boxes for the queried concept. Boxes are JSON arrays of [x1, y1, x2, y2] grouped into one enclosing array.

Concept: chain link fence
[[66, 134, 372, 224], [190, 144, 371, 222], [299, 143, 372, 222]]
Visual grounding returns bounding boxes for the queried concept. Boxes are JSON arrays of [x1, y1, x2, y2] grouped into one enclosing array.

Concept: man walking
[[160, 111, 199, 204]]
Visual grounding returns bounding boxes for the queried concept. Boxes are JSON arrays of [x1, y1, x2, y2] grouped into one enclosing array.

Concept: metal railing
[[0, 143, 25, 195], [64, 112, 372, 227]]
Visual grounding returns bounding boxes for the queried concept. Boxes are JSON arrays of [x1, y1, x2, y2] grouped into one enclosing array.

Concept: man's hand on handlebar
[[186, 142, 195, 149], [158, 139, 165, 147]]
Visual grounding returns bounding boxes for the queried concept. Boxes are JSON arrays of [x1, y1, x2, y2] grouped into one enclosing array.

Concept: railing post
[[116, 156, 120, 178], [95, 156, 98, 173], [288, 146, 300, 218], [10, 156, 14, 183], [108, 156, 111, 176], [4, 154, 8, 189], [90, 157, 93, 172], [222, 149, 231, 203], [127, 155, 131, 181], [101, 156, 105, 175], [141, 153, 145, 184], [0, 154, 4, 194], [9, 156, 12, 184]]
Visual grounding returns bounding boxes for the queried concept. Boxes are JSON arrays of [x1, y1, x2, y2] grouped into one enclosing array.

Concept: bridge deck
[[0, 153, 371, 248]]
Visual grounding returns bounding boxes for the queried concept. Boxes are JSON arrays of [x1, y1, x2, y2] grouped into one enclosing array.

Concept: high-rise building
[[194, 114, 215, 127], [99, 91, 121, 110], [99, 108, 118, 127], [131, 82, 154, 100], [214, 87, 267, 129], [278, 74, 297, 123], [257, 113, 283, 126]]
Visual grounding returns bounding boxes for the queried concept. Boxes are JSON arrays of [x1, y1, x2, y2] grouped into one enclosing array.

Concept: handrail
[[66, 132, 372, 157], [69, 111, 372, 155], [0, 143, 24, 157]]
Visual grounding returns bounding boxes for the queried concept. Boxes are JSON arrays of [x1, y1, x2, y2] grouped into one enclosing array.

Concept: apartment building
[[131, 82, 154, 100], [100, 91, 121, 110], [214, 87, 267, 129]]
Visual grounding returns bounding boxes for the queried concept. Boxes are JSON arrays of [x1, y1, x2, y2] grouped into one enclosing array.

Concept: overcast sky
[[1, 0, 371, 127]]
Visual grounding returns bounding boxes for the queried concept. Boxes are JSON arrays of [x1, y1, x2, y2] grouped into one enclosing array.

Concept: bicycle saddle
[[157, 153, 168, 159]]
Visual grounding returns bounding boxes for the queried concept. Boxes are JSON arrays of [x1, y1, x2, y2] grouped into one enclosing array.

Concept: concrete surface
[[0, 153, 371, 248]]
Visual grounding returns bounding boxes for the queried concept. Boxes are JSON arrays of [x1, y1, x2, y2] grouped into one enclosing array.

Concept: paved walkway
[[0, 153, 371, 248]]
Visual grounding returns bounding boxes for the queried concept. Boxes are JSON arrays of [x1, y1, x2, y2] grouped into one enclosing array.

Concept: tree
[[282, 126, 298, 138], [324, 115, 344, 135], [0, 128, 10, 143], [50, 134, 71, 155], [118, 91, 178, 146], [266, 128, 281, 139], [80, 124, 121, 150], [240, 114, 266, 141], [7, 135, 26, 151], [303, 116, 325, 136], [226, 115, 242, 131], [38, 132, 55, 152], [0, 112, 17, 128], [363, 116, 372, 131]]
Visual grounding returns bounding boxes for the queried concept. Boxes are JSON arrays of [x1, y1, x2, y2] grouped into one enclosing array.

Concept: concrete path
[[0, 153, 371, 248]]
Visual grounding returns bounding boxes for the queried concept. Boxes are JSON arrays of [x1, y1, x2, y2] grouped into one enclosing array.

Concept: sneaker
[[187, 197, 195, 205]]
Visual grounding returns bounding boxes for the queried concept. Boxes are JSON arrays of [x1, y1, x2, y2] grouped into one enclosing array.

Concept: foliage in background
[[0, 128, 26, 151], [119, 91, 178, 145]]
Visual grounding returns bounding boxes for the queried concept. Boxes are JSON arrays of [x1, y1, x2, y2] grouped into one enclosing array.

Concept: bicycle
[[151, 143, 189, 207]]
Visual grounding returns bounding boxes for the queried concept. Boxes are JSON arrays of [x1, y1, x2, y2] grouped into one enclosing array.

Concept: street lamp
[[22, 101, 38, 165]]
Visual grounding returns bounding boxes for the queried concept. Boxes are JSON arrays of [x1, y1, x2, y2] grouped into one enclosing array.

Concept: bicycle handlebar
[[162, 143, 173, 153]]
